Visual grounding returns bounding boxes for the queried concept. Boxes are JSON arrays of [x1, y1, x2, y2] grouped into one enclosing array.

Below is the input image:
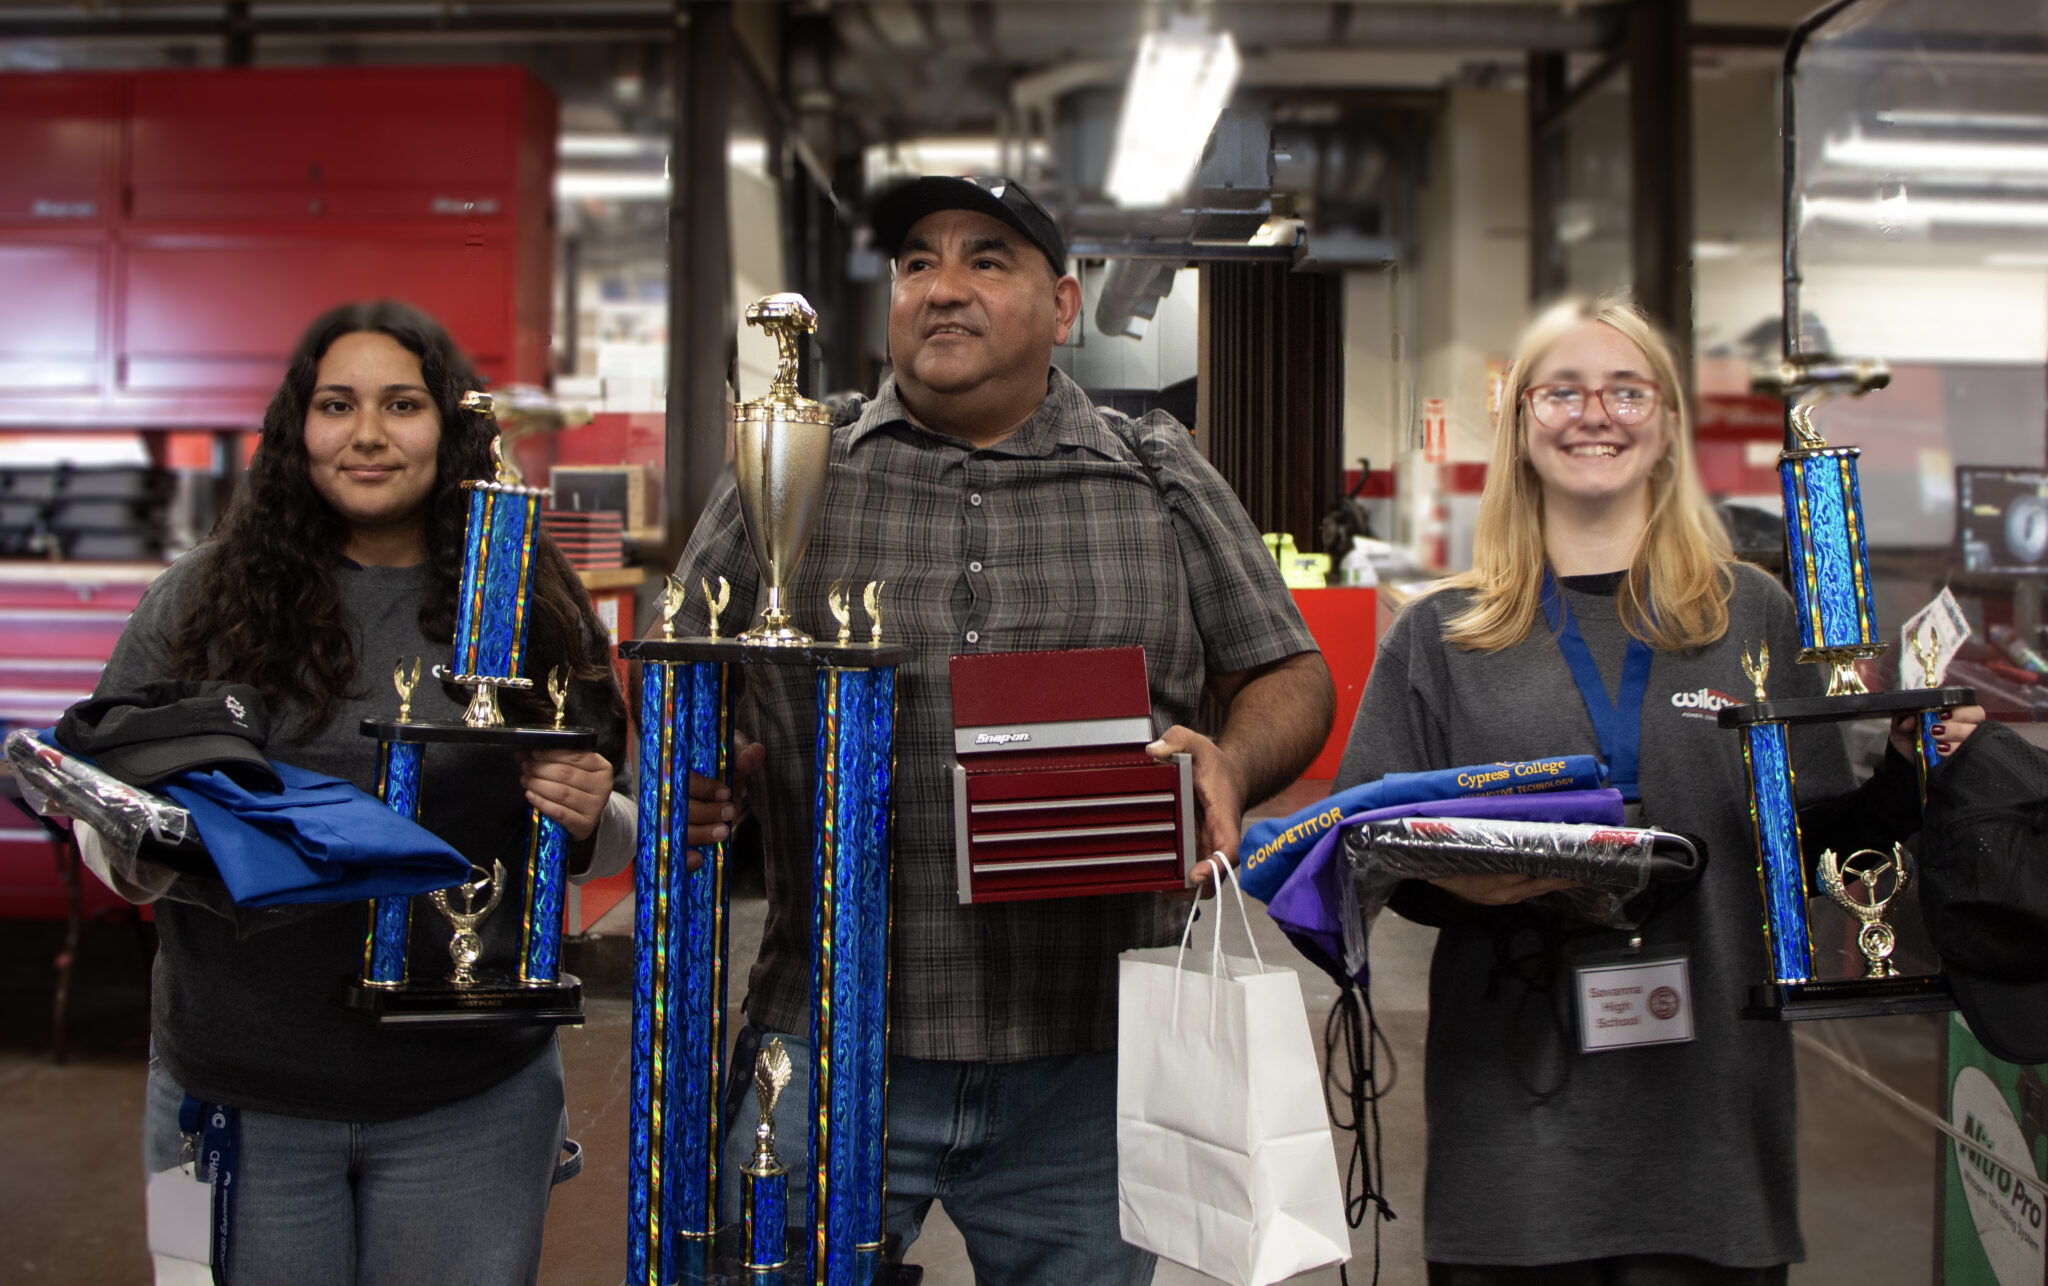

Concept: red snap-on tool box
[[949, 646, 1196, 904]]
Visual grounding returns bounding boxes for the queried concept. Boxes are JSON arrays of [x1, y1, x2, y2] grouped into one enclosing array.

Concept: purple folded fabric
[[1265, 788, 1625, 980]]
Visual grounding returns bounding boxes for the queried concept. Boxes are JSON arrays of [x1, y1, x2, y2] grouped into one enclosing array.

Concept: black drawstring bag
[[1921, 721, 2048, 1065]]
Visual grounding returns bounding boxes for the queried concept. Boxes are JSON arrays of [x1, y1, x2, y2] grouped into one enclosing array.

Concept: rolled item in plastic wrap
[[7, 728, 305, 930], [1341, 816, 1701, 978], [6, 727, 190, 856]]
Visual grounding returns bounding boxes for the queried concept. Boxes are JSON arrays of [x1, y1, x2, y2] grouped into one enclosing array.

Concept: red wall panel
[[0, 67, 555, 428], [0, 240, 107, 392], [127, 69, 521, 195], [120, 237, 512, 389], [0, 75, 121, 226]]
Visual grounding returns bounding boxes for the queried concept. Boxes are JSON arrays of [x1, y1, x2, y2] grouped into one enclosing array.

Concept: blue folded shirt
[[164, 760, 471, 907], [39, 728, 469, 906]]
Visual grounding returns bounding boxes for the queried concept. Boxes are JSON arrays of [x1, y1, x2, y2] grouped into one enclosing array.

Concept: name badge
[[1575, 953, 1694, 1052], [146, 1165, 213, 1266]]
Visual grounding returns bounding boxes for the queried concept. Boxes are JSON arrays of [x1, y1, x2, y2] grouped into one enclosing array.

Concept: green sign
[[1944, 1013, 2048, 1285]]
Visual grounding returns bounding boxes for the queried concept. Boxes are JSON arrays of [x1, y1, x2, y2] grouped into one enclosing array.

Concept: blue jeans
[[144, 1042, 569, 1286], [720, 1025, 1155, 1286]]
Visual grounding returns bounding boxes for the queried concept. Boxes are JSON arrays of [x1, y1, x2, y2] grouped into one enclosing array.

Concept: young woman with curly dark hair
[[97, 301, 631, 1283]]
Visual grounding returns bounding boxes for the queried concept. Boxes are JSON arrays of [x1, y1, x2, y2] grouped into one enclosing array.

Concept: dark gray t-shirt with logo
[[1338, 562, 1858, 1268]]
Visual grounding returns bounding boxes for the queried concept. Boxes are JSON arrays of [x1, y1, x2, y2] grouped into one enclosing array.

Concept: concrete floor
[[3, 814, 1947, 1286]]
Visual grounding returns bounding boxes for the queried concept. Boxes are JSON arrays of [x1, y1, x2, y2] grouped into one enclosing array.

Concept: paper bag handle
[[1169, 857, 1266, 1029]]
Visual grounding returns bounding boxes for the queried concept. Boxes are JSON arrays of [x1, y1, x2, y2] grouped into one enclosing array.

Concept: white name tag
[[146, 1165, 212, 1266], [1575, 954, 1694, 1052]]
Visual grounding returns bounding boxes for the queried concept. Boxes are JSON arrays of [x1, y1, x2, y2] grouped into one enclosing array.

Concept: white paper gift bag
[[1117, 861, 1350, 1286]]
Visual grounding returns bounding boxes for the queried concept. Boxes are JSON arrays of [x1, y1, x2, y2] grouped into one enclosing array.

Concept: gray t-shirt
[[98, 547, 626, 1120], [1338, 563, 1856, 1268]]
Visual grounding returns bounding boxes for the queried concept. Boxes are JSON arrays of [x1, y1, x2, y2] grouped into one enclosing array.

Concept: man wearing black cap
[[676, 175, 1332, 1283]]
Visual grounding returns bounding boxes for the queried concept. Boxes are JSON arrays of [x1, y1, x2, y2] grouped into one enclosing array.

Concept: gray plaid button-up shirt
[[674, 369, 1315, 1061]]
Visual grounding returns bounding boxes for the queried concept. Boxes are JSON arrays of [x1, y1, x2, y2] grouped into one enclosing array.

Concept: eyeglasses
[[1524, 381, 1662, 430]]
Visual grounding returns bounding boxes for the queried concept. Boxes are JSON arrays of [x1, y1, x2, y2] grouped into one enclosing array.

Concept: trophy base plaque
[[338, 973, 584, 1027], [1743, 975, 1953, 1023]]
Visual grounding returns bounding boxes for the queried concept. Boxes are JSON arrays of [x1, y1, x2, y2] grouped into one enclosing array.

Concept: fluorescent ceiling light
[[1876, 110, 2048, 132], [1805, 194, 2048, 228], [557, 171, 671, 200], [560, 133, 666, 159], [863, 138, 1052, 193], [1693, 240, 1744, 260], [1825, 131, 2048, 174], [1104, 18, 1242, 209]]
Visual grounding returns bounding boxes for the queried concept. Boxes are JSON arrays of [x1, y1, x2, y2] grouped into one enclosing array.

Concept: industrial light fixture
[[1875, 110, 2048, 132], [1103, 15, 1242, 209], [559, 133, 667, 159], [556, 171, 671, 200], [1825, 131, 2048, 174], [1805, 193, 2048, 228]]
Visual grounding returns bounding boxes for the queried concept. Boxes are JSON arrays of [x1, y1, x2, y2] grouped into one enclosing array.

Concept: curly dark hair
[[171, 300, 617, 734]]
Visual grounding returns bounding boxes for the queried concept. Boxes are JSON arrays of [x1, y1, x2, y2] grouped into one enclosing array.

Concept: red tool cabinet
[[0, 66, 556, 428]]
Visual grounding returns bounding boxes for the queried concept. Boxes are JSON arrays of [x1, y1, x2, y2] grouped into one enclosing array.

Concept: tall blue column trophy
[[1719, 361, 1974, 1021], [341, 391, 592, 1026], [620, 295, 907, 1285]]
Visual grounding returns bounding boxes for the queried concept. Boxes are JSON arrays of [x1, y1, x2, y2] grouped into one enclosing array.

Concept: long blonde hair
[[1441, 296, 1733, 652]]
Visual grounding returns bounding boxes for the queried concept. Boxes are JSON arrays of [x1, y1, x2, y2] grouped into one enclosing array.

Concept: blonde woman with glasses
[[1336, 298, 1980, 1285]]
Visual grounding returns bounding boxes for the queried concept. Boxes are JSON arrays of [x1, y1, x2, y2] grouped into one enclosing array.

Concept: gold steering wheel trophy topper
[[1817, 844, 1914, 979], [733, 293, 833, 646], [431, 860, 507, 988]]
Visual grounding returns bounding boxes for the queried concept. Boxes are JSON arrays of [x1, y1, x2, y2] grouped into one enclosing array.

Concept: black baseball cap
[[870, 175, 1067, 277], [57, 681, 280, 792], [1921, 720, 2048, 1065]]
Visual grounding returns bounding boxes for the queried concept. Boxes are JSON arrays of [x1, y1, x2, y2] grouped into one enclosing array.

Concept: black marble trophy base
[[360, 718, 598, 749], [1715, 685, 1977, 728], [1743, 974, 1954, 1022], [338, 973, 584, 1028]]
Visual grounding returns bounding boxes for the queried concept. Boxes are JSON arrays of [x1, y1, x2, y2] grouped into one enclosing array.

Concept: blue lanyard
[[180, 1094, 238, 1284], [1539, 570, 1654, 802]]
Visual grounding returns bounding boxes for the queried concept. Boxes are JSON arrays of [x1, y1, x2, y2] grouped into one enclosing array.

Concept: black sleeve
[[1798, 741, 1923, 872]]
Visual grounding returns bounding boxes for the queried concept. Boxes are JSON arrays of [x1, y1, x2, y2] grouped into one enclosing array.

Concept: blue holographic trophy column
[[808, 664, 897, 1284], [625, 654, 733, 1286], [1779, 414, 1882, 697], [520, 809, 569, 984], [362, 739, 425, 986], [1738, 719, 1812, 987]]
